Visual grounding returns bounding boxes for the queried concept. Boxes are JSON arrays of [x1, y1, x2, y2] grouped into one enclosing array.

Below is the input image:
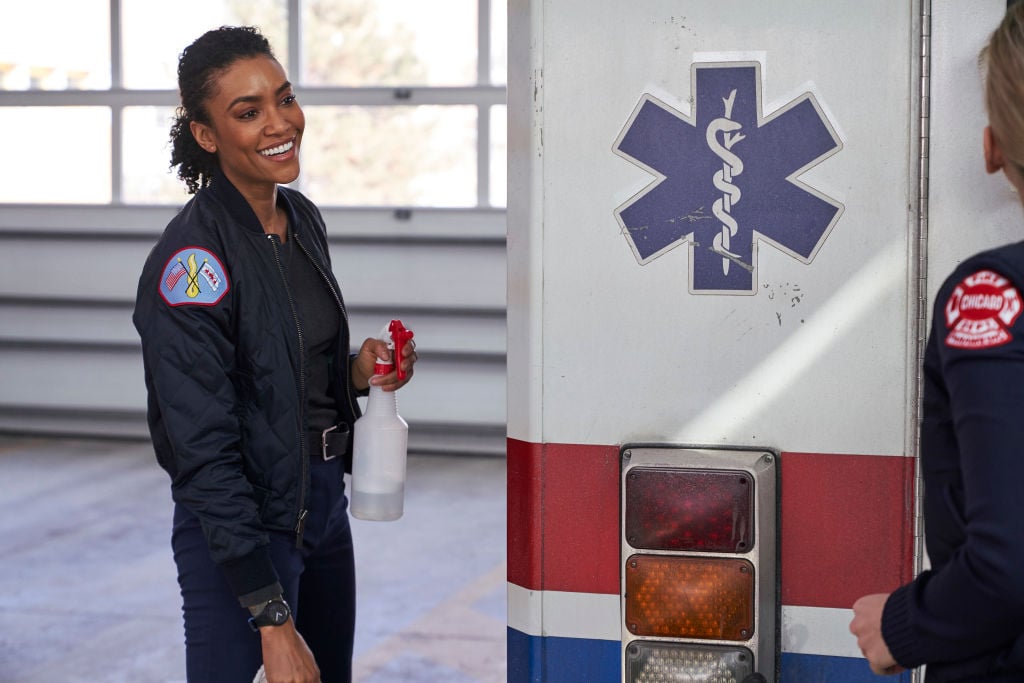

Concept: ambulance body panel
[[507, 1, 1019, 681]]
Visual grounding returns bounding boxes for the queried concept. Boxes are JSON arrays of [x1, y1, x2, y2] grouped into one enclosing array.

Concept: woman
[[850, 4, 1024, 680], [133, 26, 417, 683]]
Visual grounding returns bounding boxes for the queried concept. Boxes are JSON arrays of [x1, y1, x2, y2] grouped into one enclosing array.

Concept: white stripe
[[508, 586, 865, 661], [781, 606, 862, 658], [507, 584, 621, 641]]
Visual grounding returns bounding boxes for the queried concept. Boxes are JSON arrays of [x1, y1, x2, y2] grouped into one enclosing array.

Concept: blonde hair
[[983, 3, 1024, 167]]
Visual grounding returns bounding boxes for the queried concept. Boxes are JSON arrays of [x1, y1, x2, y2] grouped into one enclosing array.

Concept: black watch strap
[[247, 597, 291, 631]]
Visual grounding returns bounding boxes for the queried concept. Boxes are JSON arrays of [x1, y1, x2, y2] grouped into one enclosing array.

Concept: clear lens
[[625, 641, 754, 683]]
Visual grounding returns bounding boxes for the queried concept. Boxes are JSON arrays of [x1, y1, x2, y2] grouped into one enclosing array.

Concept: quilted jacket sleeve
[[133, 229, 281, 605]]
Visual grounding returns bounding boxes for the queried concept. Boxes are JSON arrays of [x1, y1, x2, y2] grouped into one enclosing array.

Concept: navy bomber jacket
[[133, 171, 362, 606], [883, 241, 1024, 682]]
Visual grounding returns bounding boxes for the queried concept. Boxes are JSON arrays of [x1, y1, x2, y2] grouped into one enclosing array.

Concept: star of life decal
[[159, 246, 230, 307], [613, 60, 844, 294], [944, 269, 1022, 349]]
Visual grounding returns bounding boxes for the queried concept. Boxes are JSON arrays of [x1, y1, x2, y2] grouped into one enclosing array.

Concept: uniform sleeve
[[133, 243, 281, 605], [883, 266, 1024, 667]]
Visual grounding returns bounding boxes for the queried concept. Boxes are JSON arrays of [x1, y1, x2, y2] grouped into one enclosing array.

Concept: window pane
[[122, 0, 287, 89], [301, 106, 476, 207], [491, 0, 508, 86], [0, 108, 110, 203], [302, 0, 477, 86], [490, 105, 507, 207], [0, 0, 109, 90], [123, 107, 191, 205]]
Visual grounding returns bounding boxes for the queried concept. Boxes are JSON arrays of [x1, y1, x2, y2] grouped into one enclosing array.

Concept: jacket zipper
[[267, 233, 309, 546], [294, 232, 359, 420]]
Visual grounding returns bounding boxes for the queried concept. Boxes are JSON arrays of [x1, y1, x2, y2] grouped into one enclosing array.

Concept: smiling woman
[[185, 55, 305, 236], [133, 26, 419, 683]]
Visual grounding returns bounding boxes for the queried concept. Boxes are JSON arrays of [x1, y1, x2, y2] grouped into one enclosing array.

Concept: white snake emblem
[[705, 89, 746, 275]]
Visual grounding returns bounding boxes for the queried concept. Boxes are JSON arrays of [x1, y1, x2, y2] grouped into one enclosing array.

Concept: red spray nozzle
[[389, 319, 415, 380]]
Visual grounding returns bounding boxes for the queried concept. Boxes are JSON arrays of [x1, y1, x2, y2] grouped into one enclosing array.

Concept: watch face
[[268, 601, 290, 625]]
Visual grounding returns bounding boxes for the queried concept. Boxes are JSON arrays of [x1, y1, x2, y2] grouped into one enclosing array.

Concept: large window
[[0, 0, 507, 207]]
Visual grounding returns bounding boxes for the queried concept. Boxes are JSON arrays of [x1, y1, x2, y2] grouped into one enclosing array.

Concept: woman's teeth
[[260, 140, 294, 157]]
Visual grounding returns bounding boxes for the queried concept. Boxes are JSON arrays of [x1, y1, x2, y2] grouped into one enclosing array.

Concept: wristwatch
[[247, 597, 291, 631]]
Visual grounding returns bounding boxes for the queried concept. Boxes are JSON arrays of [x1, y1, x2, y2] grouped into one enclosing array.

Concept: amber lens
[[625, 554, 754, 640], [625, 467, 753, 552]]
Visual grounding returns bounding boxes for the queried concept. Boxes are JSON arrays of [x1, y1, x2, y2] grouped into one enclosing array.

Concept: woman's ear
[[190, 120, 217, 154], [984, 125, 1004, 174]]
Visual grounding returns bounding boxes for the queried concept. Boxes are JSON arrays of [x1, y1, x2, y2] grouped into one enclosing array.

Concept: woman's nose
[[263, 107, 290, 134]]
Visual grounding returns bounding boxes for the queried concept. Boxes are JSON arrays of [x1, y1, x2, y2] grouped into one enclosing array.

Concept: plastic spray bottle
[[350, 319, 414, 521]]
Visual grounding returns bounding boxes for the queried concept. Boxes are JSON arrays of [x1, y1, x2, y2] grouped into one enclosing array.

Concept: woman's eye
[[239, 110, 258, 120], [282, 94, 296, 106]]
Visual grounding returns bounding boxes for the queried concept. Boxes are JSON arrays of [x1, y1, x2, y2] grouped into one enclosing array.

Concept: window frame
[[0, 0, 505, 208]]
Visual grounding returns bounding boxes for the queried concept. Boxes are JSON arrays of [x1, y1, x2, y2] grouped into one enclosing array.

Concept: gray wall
[[0, 204, 506, 455]]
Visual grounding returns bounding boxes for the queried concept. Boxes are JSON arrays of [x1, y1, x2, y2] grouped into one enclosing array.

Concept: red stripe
[[508, 440, 916, 609], [507, 439, 544, 589], [780, 452, 915, 608], [507, 439, 621, 593]]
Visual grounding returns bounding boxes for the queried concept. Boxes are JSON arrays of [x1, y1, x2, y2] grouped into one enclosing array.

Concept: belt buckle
[[320, 424, 339, 461]]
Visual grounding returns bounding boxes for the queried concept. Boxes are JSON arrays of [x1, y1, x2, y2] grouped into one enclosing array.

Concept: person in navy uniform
[[850, 4, 1024, 681], [133, 26, 417, 683]]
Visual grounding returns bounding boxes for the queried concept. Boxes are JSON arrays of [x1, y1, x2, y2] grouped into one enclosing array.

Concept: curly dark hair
[[169, 26, 276, 194]]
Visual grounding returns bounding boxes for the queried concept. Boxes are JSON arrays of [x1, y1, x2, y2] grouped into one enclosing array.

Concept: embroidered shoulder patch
[[159, 246, 230, 307], [944, 269, 1022, 349]]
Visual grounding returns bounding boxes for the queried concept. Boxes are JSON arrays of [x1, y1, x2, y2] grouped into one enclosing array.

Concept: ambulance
[[504, 1, 1023, 681]]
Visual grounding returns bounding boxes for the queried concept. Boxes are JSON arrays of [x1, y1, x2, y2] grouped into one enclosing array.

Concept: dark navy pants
[[171, 455, 356, 683]]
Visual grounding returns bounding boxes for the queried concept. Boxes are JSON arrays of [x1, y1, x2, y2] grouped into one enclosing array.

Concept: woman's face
[[190, 55, 304, 199]]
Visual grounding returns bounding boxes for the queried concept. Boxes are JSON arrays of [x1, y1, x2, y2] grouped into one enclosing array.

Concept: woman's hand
[[260, 620, 319, 683], [850, 593, 904, 676], [350, 336, 418, 392]]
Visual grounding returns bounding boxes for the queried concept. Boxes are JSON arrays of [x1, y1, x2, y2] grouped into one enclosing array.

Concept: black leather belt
[[309, 423, 349, 461]]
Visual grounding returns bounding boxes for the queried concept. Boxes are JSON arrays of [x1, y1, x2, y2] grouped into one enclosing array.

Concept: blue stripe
[[508, 629, 620, 682], [508, 631, 916, 682], [780, 653, 912, 682]]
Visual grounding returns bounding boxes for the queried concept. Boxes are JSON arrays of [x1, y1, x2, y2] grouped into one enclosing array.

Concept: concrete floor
[[0, 437, 507, 683]]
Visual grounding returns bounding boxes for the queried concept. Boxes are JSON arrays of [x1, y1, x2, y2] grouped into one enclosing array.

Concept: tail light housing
[[621, 447, 778, 682]]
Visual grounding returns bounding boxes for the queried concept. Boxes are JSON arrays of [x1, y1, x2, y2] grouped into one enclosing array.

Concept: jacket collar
[[206, 168, 298, 236]]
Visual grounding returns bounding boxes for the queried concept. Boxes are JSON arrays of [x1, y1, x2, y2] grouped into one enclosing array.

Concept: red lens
[[625, 467, 753, 552]]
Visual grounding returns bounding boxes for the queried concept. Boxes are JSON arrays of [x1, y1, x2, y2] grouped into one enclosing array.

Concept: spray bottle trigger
[[388, 319, 415, 381]]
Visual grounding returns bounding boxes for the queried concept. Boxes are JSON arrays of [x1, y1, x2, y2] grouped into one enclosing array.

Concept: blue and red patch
[[159, 246, 229, 307]]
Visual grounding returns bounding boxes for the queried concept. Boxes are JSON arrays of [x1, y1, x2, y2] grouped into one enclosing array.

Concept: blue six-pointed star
[[614, 63, 844, 294]]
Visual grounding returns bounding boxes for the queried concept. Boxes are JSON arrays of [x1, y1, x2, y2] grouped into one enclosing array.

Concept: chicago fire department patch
[[944, 269, 1022, 349], [159, 246, 230, 307]]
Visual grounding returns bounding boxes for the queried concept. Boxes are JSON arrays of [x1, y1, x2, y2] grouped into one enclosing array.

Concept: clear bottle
[[350, 325, 411, 521]]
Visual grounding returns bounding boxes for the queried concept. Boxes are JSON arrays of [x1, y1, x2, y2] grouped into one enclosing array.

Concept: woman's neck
[[243, 184, 287, 240]]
